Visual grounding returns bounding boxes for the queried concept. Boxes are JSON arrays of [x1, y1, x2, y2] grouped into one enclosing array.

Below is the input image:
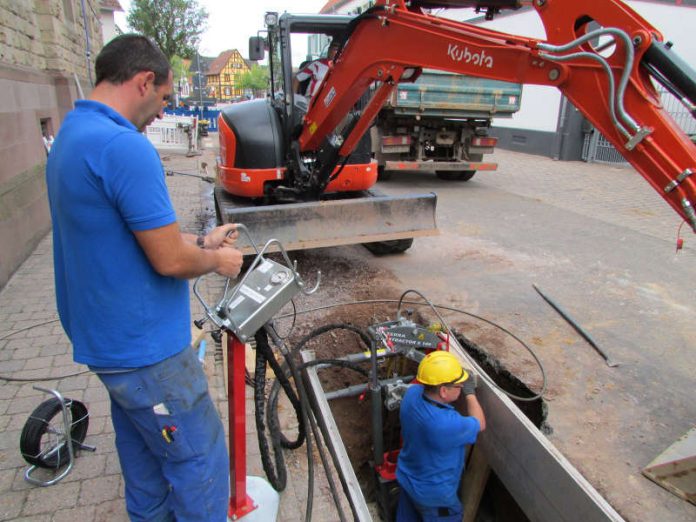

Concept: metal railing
[[583, 85, 694, 165]]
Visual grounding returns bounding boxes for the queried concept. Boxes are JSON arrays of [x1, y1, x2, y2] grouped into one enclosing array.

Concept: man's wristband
[[196, 235, 206, 249]]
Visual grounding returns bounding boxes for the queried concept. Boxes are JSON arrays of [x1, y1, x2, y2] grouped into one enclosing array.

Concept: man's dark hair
[[95, 34, 170, 86]]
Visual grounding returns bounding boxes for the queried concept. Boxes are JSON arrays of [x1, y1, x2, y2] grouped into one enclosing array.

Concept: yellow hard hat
[[416, 350, 469, 386]]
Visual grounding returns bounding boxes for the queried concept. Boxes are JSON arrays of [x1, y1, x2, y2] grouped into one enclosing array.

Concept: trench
[[300, 317, 547, 522]]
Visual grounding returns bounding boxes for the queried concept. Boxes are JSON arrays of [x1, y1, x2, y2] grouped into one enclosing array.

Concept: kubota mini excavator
[[215, 0, 696, 255]]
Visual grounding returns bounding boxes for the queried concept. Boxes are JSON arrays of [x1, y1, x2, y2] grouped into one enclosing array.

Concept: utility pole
[[196, 51, 204, 109]]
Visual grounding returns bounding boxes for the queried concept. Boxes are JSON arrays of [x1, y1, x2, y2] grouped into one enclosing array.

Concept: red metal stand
[[227, 333, 257, 520]]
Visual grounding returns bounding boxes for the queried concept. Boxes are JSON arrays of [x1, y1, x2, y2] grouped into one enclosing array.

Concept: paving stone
[[38, 345, 67, 358], [12, 385, 40, 400], [59, 453, 106, 483], [0, 361, 25, 375], [8, 515, 49, 522], [21, 358, 52, 372], [23, 481, 78, 515], [0, 448, 25, 472], [83, 400, 110, 419], [51, 505, 95, 522], [50, 376, 88, 393], [77, 474, 121, 506], [0, 381, 20, 399], [5, 397, 44, 416], [104, 452, 121, 476], [92, 499, 128, 522]]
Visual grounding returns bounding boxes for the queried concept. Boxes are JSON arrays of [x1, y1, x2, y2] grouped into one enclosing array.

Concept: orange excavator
[[215, 0, 696, 255]]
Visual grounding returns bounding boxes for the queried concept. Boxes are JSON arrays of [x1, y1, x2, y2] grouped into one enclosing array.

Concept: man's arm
[[134, 222, 242, 279], [465, 394, 486, 432]]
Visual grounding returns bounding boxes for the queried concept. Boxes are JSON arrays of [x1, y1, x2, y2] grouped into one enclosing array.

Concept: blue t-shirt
[[396, 384, 481, 508], [46, 100, 191, 367]]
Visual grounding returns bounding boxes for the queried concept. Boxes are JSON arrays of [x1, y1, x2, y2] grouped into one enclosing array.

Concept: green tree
[[127, 0, 208, 60], [170, 56, 190, 103], [239, 65, 269, 96]]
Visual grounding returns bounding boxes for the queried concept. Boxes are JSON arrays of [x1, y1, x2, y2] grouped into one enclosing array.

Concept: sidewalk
[[0, 140, 341, 521]]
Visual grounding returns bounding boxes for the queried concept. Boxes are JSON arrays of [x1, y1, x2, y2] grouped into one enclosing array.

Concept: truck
[[372, 70, 522, 181], [214, 0, 696, 261]]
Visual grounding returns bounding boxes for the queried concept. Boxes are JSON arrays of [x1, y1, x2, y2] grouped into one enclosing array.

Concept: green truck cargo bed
[[387, 69, 523, 119]]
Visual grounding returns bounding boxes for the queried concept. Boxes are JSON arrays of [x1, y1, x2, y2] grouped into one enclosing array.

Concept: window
[[224, 73, 230, 82], [40, 118, 54, 155]]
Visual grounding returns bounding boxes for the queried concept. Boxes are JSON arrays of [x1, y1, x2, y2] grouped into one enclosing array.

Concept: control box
[[221, 258, 301, 342]]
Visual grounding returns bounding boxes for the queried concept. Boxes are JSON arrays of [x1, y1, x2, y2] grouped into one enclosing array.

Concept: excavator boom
[[301, 0, 696, 231]]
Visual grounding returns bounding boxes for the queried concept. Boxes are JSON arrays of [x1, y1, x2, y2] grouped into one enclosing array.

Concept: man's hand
[[462, 373, 477, 396], [214, 247, 243, 278], [205, 223, 239, 249]]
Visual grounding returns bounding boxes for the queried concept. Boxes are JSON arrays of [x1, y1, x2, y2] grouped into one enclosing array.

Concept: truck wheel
[[363, 238, 414, 255], [458, 171, 476, 181], [435, 171, 460, 180]]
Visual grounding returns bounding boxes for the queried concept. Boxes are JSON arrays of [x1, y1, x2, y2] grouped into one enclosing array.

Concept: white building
[[99, 0, 123, 43]]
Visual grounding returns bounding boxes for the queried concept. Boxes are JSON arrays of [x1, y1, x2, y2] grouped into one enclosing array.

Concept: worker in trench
[[45, 34, 243, 521], [396, 351, 486, 521]]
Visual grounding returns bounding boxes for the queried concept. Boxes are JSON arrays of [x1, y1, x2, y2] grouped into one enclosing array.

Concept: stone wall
[[0, 0, 102, 289]]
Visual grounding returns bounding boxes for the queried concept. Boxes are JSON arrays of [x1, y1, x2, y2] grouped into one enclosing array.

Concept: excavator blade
[[214, 187, 438, 255]]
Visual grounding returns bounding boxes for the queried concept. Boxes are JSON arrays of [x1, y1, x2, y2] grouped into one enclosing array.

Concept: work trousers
[[396, 483, 463, 522], [96, 347, 229, 522]]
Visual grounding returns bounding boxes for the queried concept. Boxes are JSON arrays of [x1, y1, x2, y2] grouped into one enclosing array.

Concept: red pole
[[227, 333, 256, 519]]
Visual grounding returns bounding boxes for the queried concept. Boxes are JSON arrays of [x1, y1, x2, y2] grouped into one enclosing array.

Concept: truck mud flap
[[214, 187, 438, 254], [384, 160, 497, 172]]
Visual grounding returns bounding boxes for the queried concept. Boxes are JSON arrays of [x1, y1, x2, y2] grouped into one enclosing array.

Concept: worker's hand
[[462, 373, 477, 396], [214, 246, 243, 278], [206, 224, 239, 249]]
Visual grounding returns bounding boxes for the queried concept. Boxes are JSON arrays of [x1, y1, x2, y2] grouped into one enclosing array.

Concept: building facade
[[206, 49, 250, 102], [0, 0, 102, 289]]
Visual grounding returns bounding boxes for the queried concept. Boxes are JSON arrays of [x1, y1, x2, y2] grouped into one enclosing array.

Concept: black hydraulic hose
[[253, 330, 291, 491], [264, 324, 371, 521], [267, 324, 371, 446], [263, 326, 316, 522], [267, 324, 371, 449], [254, 328, 321, 491]]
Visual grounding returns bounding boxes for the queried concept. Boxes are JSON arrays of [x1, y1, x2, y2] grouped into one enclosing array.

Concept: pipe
[[324, 375, 415, 401], [78, 0, 94, 88]]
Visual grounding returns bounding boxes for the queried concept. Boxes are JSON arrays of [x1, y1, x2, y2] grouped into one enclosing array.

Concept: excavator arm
[[299, 0, 696, 231]]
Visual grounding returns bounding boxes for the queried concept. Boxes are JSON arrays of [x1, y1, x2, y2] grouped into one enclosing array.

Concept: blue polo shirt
[[46, 100, 190, 368], [396, 384, 481, 508]]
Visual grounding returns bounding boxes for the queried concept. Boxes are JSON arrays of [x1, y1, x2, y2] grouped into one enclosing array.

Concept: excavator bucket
[[214, 187, 438, 255]]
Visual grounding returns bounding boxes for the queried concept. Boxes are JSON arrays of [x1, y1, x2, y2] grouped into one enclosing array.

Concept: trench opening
[[305, 319, 548, 522]]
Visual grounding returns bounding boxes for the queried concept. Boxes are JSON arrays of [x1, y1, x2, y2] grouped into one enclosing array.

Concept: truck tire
[[363, 238, 414, 255], [436, 153, 480, 181], [435, 171, 461, 180], [377, 165, 392, 181], [436, 170, 476, 181]]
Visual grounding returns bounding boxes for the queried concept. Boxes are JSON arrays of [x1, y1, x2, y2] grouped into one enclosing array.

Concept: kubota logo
[[447, 44, 493, 68]]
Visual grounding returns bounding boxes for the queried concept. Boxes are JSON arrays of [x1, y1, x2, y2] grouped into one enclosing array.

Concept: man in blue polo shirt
[[46, 34, 243, 521], [396, 350, 486, 521]]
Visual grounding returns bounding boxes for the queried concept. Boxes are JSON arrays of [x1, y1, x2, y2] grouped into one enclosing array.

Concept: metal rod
[[324, 375, 415, 401], [532, 284, 619, 367]]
